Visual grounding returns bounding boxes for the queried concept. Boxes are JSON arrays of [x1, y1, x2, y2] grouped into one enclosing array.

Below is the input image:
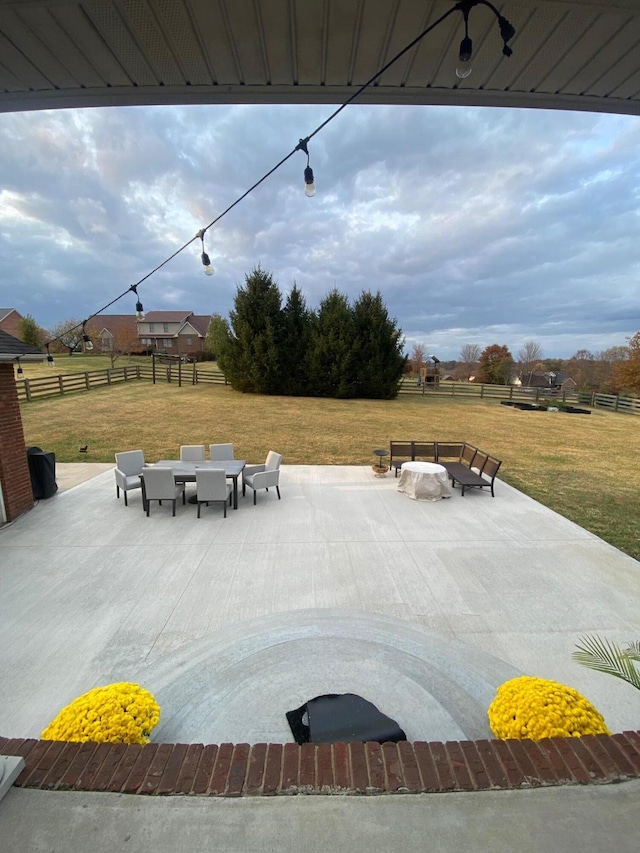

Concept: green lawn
[[19, 381, 640, 561]]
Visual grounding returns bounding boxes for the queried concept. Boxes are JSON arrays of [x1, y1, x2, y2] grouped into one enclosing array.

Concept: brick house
[[136, 312, 211, 356], [0, 308, 23, 339], [0, 329, 46, 523], [516, 371, 577, 394], [84, 315, 140, 354]]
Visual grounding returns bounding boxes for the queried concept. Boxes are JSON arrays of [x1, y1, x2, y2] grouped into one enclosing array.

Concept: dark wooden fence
[[397, 379, 640, 415], [15, 364, 226, 402], [16, 369, 640, 415]]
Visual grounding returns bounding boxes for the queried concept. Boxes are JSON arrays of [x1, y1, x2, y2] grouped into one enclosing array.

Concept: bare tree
[[518, 340, 543, 385], [410, 343, 426, 375], [48, 318, 83, 356], [459, 343, 481, 380]]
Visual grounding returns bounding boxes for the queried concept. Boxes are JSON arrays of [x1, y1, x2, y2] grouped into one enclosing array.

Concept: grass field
[[19, 381, 640, 561]]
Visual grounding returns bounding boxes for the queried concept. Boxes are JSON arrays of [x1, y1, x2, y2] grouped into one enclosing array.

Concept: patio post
[[0, 363, 34, 521]]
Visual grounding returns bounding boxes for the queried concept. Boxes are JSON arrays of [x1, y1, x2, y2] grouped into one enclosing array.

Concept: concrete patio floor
[[1, 463, 639, 743], [2, 463, 640, 852]]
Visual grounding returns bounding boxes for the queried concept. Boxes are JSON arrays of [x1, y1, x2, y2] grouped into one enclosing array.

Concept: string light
[[295, 138, 316, 197], [456, 1, 516, 79], [197, 229, 215, 276], [40, 2, 514, 354], [81, 322, 94, 351], [46, 344, 55, 367], [130, 285, 145, 320]]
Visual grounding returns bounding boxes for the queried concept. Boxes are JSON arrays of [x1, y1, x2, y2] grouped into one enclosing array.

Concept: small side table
[[372, 449, 389, 475]]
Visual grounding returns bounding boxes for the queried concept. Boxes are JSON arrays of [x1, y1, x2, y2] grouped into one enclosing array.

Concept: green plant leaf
[[625, 640, 640, 662], [572, 635, 640, 690]]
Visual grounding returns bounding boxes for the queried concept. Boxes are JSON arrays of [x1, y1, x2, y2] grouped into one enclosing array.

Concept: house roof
[[0, 308, 20, 322], [0, 328, 45, 361], [1, 1, 640, 119], [85, 314, 138, 340], [185, 316, 211, 337], [141, 312, 193, 323], [521, 370, 574, 387]]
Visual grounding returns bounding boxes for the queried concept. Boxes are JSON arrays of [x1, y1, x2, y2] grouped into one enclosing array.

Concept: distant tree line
[[211, 266, 406, 399], [407, 335, 640, 396]]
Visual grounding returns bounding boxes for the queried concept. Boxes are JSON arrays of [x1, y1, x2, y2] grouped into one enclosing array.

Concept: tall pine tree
[[351, 291, 406, 398], [307, 289, 355, 398], [222, 266, 283, 394], [280, 283, 312, 396]]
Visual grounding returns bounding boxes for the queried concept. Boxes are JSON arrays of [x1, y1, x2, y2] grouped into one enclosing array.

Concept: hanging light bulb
[[46, 344, 55, 367], [201, 251, 215, 276], [455, 34, 473, 78], [82, 322, 94, 351], [304, 165, 316, 197], [130, 285, 145, 319], [16, 357, 23, 375], [296, 138, 317, 198], [197, 228, 215, 276]]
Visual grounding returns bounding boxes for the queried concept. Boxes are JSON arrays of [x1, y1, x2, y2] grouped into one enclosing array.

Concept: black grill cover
[[286, 693, 406, 745]]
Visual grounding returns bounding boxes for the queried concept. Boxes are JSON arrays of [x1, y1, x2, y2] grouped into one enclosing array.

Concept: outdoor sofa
[[389, 440, 502, 497]]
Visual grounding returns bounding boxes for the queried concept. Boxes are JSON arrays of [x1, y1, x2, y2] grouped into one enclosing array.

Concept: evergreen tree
[[307, 289, 355, 398], [223, 266, 284, 394], [351, 291, 406, 398], [280, 283, 312, 396]]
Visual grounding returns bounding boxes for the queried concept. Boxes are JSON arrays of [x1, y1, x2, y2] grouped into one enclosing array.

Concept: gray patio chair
[[141, 467, 185, 517], [195, 468, 233, 518], [114, 450, 145, 506], [242, 451, 283, 505], [209, 443, 234, 461], [180, 445, 205, 461]]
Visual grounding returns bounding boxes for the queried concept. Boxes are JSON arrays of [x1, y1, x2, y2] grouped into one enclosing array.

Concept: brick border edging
[[2, 733, 640, 797]]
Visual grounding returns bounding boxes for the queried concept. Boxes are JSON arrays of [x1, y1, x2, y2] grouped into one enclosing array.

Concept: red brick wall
[[2, 733, 640, 796], [0, 310, 22, 339], [0, 363, 34, 520]]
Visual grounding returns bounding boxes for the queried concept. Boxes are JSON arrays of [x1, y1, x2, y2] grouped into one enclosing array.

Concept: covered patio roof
[[1, 0, 640, 116]]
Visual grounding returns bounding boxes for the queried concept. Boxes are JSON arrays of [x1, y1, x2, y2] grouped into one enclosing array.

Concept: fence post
[[24, 379, 32, 402], [614, 395, 619, 412], [535, 388, 540, 402], [84, 371, 90, 390], [480, 385, 484, 398], [58, 376, 64, 395], [509, 385, 513, 399]]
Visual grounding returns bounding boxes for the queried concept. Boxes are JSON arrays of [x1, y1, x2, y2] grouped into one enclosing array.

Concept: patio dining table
[[144, 459, 246, 510]]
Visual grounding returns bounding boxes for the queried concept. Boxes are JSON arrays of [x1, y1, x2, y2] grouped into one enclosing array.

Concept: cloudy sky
[[1, 101, 639, 360]]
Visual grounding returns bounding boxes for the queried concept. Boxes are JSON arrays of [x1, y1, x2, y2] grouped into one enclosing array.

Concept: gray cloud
[[0, 103, 639, 359]]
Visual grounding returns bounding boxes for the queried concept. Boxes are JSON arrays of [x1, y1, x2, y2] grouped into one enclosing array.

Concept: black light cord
[[42, 1, 513, 351]]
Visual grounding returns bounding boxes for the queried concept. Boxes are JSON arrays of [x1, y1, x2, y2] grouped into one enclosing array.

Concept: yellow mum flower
[[488, 676, 610, 740], [41, 682, 161, 745]]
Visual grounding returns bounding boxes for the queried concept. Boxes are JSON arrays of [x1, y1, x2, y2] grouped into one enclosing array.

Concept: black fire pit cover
[[286, 693, 406, 745]]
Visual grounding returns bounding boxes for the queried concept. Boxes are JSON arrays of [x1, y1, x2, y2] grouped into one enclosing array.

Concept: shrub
[[41, 682, 160, 744], [487, 675, 609, 740]]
